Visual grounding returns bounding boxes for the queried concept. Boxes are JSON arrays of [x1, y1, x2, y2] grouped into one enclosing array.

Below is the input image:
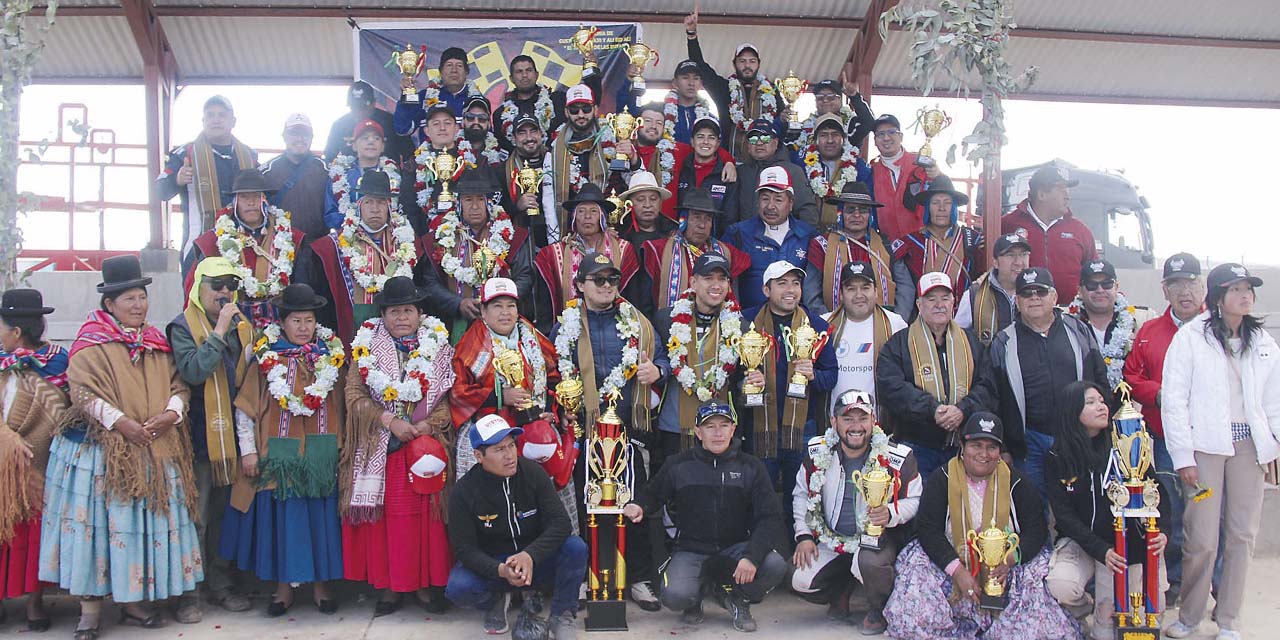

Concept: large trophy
[[967, 522, 1020, 611], [606, 112, 638, 172], [554, 377, 585, 439], [850, 464, 899, 550], [624, 41, 660, 94], [493, 345, 542, 425], [912, 105, 952, 169], [781, 320, 829, 398], [1105, 382, 1162, 640], [390, 44, 426, 103], [515, 161, 543, 217], [584, 398, 631, 631], [774, 71, 809, 132], [432, 152, 460, 213], [572, 25, 601, 72], [732, 324, 773, 407]]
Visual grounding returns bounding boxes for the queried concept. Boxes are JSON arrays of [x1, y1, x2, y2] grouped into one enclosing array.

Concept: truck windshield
[[1108, 208, 1145, 253]]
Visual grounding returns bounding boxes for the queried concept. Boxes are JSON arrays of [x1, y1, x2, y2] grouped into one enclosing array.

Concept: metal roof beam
[[119, 0, 179, 249]]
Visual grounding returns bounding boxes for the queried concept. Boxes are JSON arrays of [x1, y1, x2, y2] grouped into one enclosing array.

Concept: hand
[[562, 412, 580, 433], [583, 51, 598, 68], [503, 387, 532, 408], [614, 139, 637, 160], [779, 106, 792, 123], [683, 6, 699, 36], [213, 302, 242, 336], [867, 505, 891, 528], [623, 503, 644, 523], [1149, 533, 1168, 557], [1105, 549, 1128, 574], [517, 193, 540, 212], [176, 156, 193, 186], [935, 405, 964, 431], [459, 298, 481, 321], [840, 69, 860, 97], [792, 539, 818, 569], [141, 410, 180, 440], [626, 63, 642, 80], [744, 370, 765, 390], [1177, 467, 1199, 491], [388, 418, 417, 441], [792, 358, 814, 381], [241, 453, 260, 478], [721, 162, 737, 183], [924, 163, 941, 180], [991, 560, 1011, 586], [400, 76, 417, 91], [952, 569, 980, 604], [635, 352, 661, 386], [505, 552, 534, 587], [733, 558, 757, 584]]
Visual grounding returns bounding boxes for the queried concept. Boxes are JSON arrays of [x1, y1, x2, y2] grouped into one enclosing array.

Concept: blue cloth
[[218, 489, 343, 584], [1019, 428, 1055, 498], [39, 434, 204, 601], [901, 440, 957, 479], [721, 216, 818, 310], [395, 87, 468, 144], [322, 161, 366, 230], [445, 535, 588, 617]]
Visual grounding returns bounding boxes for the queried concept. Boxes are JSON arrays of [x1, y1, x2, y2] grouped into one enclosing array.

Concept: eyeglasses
[[747, 135, 774, 145], [586, 275, 621, 287], [463, 113, 490, 122], [1018, 288, 1050, 299], [567, 104, 593, 115], [205, 277, 240, 292], [815, 93, 841, 102], [874, 129, 902, 139], [1083, 279, 1115, 292], [1165, 279, 1199, 292]]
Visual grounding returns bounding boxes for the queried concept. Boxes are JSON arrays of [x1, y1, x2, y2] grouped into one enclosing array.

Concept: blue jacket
[[394, 86, 468, 144], [721, 216, 818, 310]]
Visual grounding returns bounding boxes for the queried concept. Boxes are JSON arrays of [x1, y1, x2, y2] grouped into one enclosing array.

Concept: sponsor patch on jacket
[[519, 509, 538, 519], [478, 513, 498, 527], [710, 184, 727, 194], [885, 442, 911, 471], [1060, 232, 1074, 239]]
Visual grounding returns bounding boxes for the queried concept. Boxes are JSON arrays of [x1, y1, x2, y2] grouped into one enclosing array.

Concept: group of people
[[2, 12, 1276, 640]]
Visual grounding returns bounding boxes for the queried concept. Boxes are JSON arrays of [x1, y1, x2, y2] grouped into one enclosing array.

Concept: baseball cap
[[469, 413, 524, 449], [464, 93, 491, 112], [1162, 252, 1201, 281], [917, 271, 953, 297], [673, 59, 701, 77], [840, 261, 876, 285], [352, 119, 383, 139], [756, 166, 793, 193], [692, 115, 720, 136], [404, 435, 448, 495], [517, 419, 575, 489], [1206, 263, 1264, 291], [195, 256, 239, 279], [832, 389, 875, 416], [283, 113, 313, 133], [566, 84, 595, 107], [1016, 267, 1054, 294], [812, 79, 840, 94], [575, 251, 621, 282], [747, 118, 776, 138], [961, 411, 1003, 445], [873, 114, 901, 131], [762, 260, 804, 284], [1029, 165, 1079, 191], [347, 80, 376, 107], [696, 402, 735, 424], [813, 112, 845, 133], [480, 277, 519, 303], [513, 112, 542, 131], [692, 252, 731, 277], [1080, 259, 1117, 283], [733, 43, 760, 59], [425, 102, 456, 122], [993, 233, 1031, 257]]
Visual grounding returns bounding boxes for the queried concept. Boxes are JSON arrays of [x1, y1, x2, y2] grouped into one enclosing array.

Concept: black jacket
[[323, 108, 413, 168], [447, 458, 572, 578], [632, 440, 782, 565], [915, 464, 1047, 572]]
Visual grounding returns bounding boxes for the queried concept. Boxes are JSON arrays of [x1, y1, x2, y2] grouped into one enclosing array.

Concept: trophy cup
[[732, 324, 773, 407], [585, 398, 630, 631], [624, 42, 660, 94], [470, 242, 498, 284], [390, 44, 426, 103], [774, 71, 809, 132], [605, 193, 634, 228], [433, 153, 459, 213], [912, 105, 952, 169], [850, 465, 899, 550], [493, 345, 542, 425], [607, 112, 638, 172], [554, 377, 586, 439], [515, 161, 544, 217], [572, 25, 601, 72], [1105, 382, 1163, 639], [966, 522, 1020, 611], [781, 321, 829, 398]]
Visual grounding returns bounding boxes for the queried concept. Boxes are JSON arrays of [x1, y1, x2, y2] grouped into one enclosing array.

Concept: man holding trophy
[[791, 389, 921, 634]]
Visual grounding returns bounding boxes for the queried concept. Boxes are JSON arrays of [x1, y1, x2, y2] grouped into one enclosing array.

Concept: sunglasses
[[567, 104, 594, 115], [837, 390, 873, 409], [1083, 279, 1115, 292], [586, 275, 622, 287], [1018, 288, 1051, 299], [747, 135, 774, 145], [205, 277, 240, 292], [463, 113, 490, 122]]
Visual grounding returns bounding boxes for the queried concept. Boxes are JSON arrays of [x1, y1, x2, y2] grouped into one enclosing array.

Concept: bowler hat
[[915, 174, 969, 207], [679, 187, 720, 215], [269, 283, 328, 313], [372, 276, 428, 308], [453, 170, 495, 196], [560, 183, 616, 214], [0, 289, 54, 316], [826, 181, 882, 207], [229, 168, 273, 195], [356, 169, 395, 199], [97, 255, 153, 295]]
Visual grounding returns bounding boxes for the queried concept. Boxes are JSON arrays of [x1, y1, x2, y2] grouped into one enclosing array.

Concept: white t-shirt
[[827, 309, 908, 414]]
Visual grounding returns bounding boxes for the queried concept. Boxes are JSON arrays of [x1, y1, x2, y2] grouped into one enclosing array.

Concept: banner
[[355, 21, 640, 115]]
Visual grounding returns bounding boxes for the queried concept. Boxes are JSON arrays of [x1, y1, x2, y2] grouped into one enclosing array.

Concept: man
[[165, 257, 256, 622], [865, 114, 934, 244], [446, 414, 587, 639], [619, 170, 676, 250], [956, 232, 1031, 344], [639, 187, 749, 317], [410, 103, 465, 232], [723, 167, 818, 310], [623, 402, 789, 633], [876, 272, 995, 476], [684, 10, 783, 159], [1121, 252, 1204, 603], [891, 175, 984, 314], [492, 54, 589, 150], [1069, 259, 1154, 388], [1001, 164, 1097, 301], [804, 182, 896, 315], [157, 95, 257, 255], [498, 113, 556, 247], [323, 118, 401, 231], [784, 76, 876, 149], [325, 80, 411, 166], [734, 118, 817, 225], [549, 83, 622, 236], [989, 267, 1109, 494], [260, 113, 329, 244], [396, 47, 475, 144], [800, 113, 872, 229], [617, 59, 709, 145], [665, 116, 737, 230], [533, 184, 639, 333], [791, 390, 921, 633], [461, 93, 507, 170], [821, 261, 907, 416]]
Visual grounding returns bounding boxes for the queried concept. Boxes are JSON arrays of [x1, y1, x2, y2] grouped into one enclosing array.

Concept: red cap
[[352, 119, 384, 139], [404, 435, 448, 495], [517, 420, 576, 490]]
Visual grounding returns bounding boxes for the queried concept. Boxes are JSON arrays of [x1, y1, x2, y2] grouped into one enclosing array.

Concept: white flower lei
[[477, 131, 506, 165], [421, 79, 478, 110], [804, 427, 893, 554], [660, 90, 709, 186], [727, 75, 779, 132], [499, 85, 555, 138], [414, 130, 475, 209], [435, 202, 516, 288], [329, 154, 401, 208], [554, 298, 641, 400], [214, 207, 296, 299], [494, 320, 548, 402], [1068, 292, 1138, 388], [255, 322, 345, 417], [336, 208, 419, 294], [803, 141, 859, 199], [793, 103, 855, 150], [351, 316, 450, 407], [561, 123, 618, 193], [667, 290, 742, 402]]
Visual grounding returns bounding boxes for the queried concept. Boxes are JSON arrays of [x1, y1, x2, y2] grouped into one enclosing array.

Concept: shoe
[[630, 581, 661, 612], [210, 589, 253, 613], [825, 588, 850, 622], [267, 599, 292, 618], [421, 595, 450, 614], [73, 629, 99, 640], [315, 599, 338, 615], [119, 608, 165, 629], [1216, 631, 1242, 640], [374, 597, 402, 617], [680, 600, 704, 625], [173, 595, 203, 624], [860, 609, 888, 636], [549, 610, 577, 640], [1164, 621, 1197, 638], [27, 616, 52, 632], [484, 592, 511, 635], [724, 587, 757, 633]]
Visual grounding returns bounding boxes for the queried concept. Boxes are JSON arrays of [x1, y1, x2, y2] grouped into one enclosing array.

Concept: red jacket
[[1122, 306, 1180, 438], [1001, 200, 1097, 301], [868, 151, 929, 243]]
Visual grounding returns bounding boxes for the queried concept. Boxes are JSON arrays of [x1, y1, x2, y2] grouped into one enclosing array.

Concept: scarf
[[677, 314, 731, 451], [188, 134, 256, 231], [570, 303, 656, 434], [946, 457, 1013, 569], [970, 272, 1005, 345], [0, 345, 70, 544], [0, 343, 68, 391], [71, 309, 171, 362], [906, 317, 974, 406], [923, 226, 967, 286], [751, 307, 809, 458], [656, 236, 731, 309], [551, 124, 609, 232], [820, 230, 895, 310]]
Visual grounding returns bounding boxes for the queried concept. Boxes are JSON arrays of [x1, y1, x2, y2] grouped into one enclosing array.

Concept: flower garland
[[1067, 292, 1138, 388], [414, 130, 474, 209], [421, 79, 478, 109], [494, 320, 549, 402], [213, 207, 296, 299], [434, 202, 516, 288], [727, 75, 779, 132], [803, 140, 860, 199], [804, 426, 894, 554], [660, 91, 709, 186], [498, 85, 555, 139], [255, 323, 345, 417], [351, 316, 450, 406], [566, 125, 618, 194], [667, 289, 742, 402], [336, 208, 419, 294], [793, 103, 856, 150], [477, 131, 506, 166], [554, 298, 640, 400], [328, 154, 401, 208]]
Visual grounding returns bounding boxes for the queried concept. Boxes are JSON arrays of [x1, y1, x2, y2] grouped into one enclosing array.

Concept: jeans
[[1019, 428, 1055, 497], [1151, 437, 1185, 587], [659, 541, 788, 611], [900, 441, 957, 479], [445, 536, 589, 617]]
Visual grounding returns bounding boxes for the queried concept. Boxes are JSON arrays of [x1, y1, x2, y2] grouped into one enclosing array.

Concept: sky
[[15, 82, 1280, 267]]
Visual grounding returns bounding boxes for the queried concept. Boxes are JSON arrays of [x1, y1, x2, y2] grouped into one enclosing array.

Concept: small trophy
[[555, 377, 586, 439], [607, 112, 638, 172], [605, 193, 633, 228], [494, 345, 542, 425], [850, 465, 899, 550], [470, 242, 498, 284], [774, 71, 809, 132], [733, 324, 773, 407], [781, 321, 829, 398], [966, 522, 1020, 611], [391, 44, 426, 103], [572, 25, 601, 72], [515, 161, 544, 217], [433, 153, 459, 213], [912, 105, 952, 169], [624, 42, 660, 94]]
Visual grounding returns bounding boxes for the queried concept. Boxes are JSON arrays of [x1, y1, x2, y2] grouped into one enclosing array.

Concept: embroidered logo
[[979, 418, 995, 432], [1014, 228, 1028, 240], [1023, 271, 1038, 283], [795, 249, 806, 259], [1089, 261, 1105, 272], [919, 365, 934, 379], [1060, 232, 1074, 239], [478, 514, 498, 528], [594, 254, 612, 265], [1231, 265, 1247, 278], [728, 471, 742, 480], [1170, 258, 1185, 271], [851, 264, 865, 274]]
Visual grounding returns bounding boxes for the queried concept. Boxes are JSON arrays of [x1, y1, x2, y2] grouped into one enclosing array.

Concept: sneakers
[[860, 609, 887, 636], [1216, 631, 1242, 640], [1164, 620, 1197, 638], [209, 589, 253, 613], [630, 581, 661, 612], [549, 610, 577, 640], [723, 587, 757, 633], [484, 592, 512, 635], [679, 601, 705, 625]]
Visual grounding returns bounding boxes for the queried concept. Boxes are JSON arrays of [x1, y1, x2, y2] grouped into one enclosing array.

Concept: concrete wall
[[30, 268, 185, 345]]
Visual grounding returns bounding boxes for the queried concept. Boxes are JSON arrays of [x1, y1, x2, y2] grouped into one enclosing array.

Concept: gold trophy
[[605, 193, 633, 228], [555, 377, 586, 439], [966, 522, 1020, 611], [572, 25, 601, 72], [585, 397, 631, 631], [470, 242, 498, 284], [781, 321, 829, 398], [732, 324, 773, 407], [515, 161, 544, 217], [912, 105, 952, 169], [493, 345, 541, 425], [624, 42, 660, 94], [586, 399, 631, 509], [850, 465, 898, 549], [433, 152, 459, 213], [607, 112, 638, 172], [774, 71, 809, 132], [390, 44, 425, 103]]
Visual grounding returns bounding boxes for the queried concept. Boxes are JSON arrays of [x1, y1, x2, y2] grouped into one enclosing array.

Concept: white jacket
[[1160, 313, 1280, 470]]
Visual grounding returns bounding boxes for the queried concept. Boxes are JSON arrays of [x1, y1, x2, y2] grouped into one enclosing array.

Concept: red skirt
[[342, 448, 453, 591], [0, 516, 42, 599]]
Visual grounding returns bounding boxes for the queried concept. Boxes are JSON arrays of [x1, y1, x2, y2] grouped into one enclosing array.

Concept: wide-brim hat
[[916, 174, 969, 207], [453, 170, 495, 196], [560, 183, 616, 214], [97, 255, 153, 295], [229, 168, 274, 194], [372, 276, 429, 307], [269, 283, 328, 313], [826, 181, 882, 207], [0, 289, 54, 316], [679, 187, 720, 215], [618, 171, 671, 200], [356, 169, 395, 199]]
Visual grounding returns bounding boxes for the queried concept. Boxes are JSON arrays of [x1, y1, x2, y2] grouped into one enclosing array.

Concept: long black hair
[[1203, 284, 1265, 355], [1049, 380, 1112, 480], [0, 313, 46, 349]]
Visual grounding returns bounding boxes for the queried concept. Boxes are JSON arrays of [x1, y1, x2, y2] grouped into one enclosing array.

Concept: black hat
[[692, 252, 731, 277], [961, 411, 1003, 445], [692, 115, 720, 136], [97, 255, 152, 295], [439, 47, 468, 69], [1015, 266, 1054, 294], [464, 93, 491, 112], [356, 169, 394, 199], [746, 118, 775, 138], [840, 261, 876, 285], [453, 169, 494, 196], [1080, 259, 1117, 283], [347, 80, 375, 107], [229, 168, 273, 195], [270, 283, 328, 313], [574, 251, 621, 282], [993, 232, 1032, 257], [812, 79, 840, 95], [826, 181, 882, 207], [673, 59, 701, 77], [1162, 253, 1201, 281], [1028, 164, 1079, 193], [679, 187, 720, 215], [425, 102, 456, 122], [560, 183, 617, 214], [372, 276, 429, 307], [513, 112, 541, 131], [1206, 263, 1263, 291], [0, 289, 54, 316], [915, 175, 969, 207], [873, 114, 901, 131]]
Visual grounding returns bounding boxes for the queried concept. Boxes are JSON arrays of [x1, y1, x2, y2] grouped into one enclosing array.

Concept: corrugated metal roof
[[148, 0, 870, 19], [29, 16, 143, 79], [160, 16, 352, 80], [1013, 0, 1280, 40]]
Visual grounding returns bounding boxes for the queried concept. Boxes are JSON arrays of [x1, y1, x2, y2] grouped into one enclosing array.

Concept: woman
[[0, 289, 67, 631], [1161, 263, 1280, 640], [341, 277, 455, 615], [40, 255, 202, 639], [883, 411, 1078, 640], [1045, 381, 1168, 640], [891, 175, 983, 313], [219, 283, 346, 616]]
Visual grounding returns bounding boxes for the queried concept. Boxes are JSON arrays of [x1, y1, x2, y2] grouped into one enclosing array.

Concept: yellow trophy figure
[[607, 112, 638, 172], [849, 465, 899, 549], [572, 25, 601, 72], [554, 377, 586, 439], [515, 161, 544, 217], [624, 42, 660, 93], [493, 344, 541, 425], [605, 193, 634, 229], [432, 152, 459, 214], [774, 71, 809, 132], [781, 320, 829, 398], [912, 106, 952, 169], [390, 44, 425, 103], [731, 323, 773, 407], [966, 521, 1020, 611]]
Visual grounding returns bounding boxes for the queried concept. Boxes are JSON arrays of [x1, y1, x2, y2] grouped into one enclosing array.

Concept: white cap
[[521, 441, 557, 463], [917, 271, 954, 296], [283, 113, 312, 132], [409, 453, 446, 478], [734, 43, 760, 59], [757, 166, 793, 194], [566, 84, 595, 106], [481, 277, 519, 303], [762, 260, 804, 284]]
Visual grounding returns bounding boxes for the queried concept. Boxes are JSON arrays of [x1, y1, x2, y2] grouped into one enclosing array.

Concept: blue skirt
[[219, 489, 342, 584], [38, 433, 204, 601]]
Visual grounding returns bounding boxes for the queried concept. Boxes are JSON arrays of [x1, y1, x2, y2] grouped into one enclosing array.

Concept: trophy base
[[979, 592, 1008, 612], [632, 79, 647, 95], [437, 200, 453, 213], [786, 382, 807, 398], [527, 207, 541, 217], [609, 159, 631, 173], [744, 392, 765, 407], [513, 406, 544, 426], [915, 155, 937, 169], [1114, 626, 1159, 640], [584, 599, 628, 632], [788, 121, 801, 132], [859, 534, 881, 550]]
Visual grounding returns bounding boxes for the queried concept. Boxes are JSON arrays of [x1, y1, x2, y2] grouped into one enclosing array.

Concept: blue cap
[[469, 414, 524, 449], [696, 402, 735, 425]]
